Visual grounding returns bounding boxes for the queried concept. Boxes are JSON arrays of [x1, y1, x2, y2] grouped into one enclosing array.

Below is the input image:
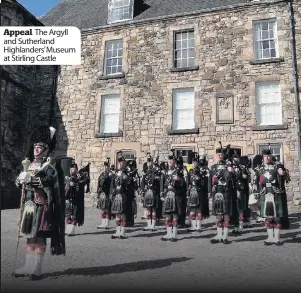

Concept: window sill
[[249, 57, 284, 65], [252, 124, 288, 131], [98, 73, 125, 80], [168, 128, 199, 135], [169, 66, 199, 73], [95, 131, 123, 138]]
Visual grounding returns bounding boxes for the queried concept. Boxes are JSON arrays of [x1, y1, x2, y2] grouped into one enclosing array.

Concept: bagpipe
[[218, 141, 251, 169], [65, 162, 90, 194], [251, 144, 290, 187]]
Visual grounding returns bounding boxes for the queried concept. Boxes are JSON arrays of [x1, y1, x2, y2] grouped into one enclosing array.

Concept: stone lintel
[[95, 131, 124, 138], [251, 123, 288, 131], [98, 72, 126, 80], [249, 57, 285, 65], [215, 91, 233, 98], [169, 66, 199, 73], [168, 128, 200, 135]]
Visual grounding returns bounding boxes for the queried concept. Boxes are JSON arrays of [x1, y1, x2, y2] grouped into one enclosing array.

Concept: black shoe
[[29, 274, 42, 281], [119, 235, 127, 239], [143, 227, 150, 231], [187, 228, 196, 232], [111, 235, 118, 239], [170, 238, 177, 242], [264, 241, 273, 246], [161, 237, 169, 241], [232, 230, 242, 236], [223, 239, 230, 244], [210, 239, 222, 244], [274, 241, 283, 246]]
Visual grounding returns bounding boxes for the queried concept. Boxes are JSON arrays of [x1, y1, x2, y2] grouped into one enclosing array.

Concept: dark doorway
[[215, 147, 242, 157]]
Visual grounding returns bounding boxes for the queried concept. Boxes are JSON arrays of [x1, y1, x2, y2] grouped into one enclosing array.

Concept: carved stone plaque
[[215, 93, 234, 124]]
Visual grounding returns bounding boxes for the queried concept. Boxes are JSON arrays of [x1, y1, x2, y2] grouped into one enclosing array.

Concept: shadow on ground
[[41, 257, 192, 279], [233, 231, 300, 243]]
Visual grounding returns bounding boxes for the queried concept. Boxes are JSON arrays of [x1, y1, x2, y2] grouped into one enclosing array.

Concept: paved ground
[[1, 207, 301, 293]]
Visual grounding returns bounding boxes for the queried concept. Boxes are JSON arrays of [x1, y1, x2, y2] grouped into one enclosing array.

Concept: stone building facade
[[1, 0, 58, 208], [41, 0, 301, 207]]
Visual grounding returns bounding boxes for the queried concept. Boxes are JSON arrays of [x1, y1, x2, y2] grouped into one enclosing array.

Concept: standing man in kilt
[[96, 158, 113, 230], [209, 143, 235, 244], [14, 126, 65, 280], [231, 153, 250, 236], [141, 153, 161, 231], [160, 150, 185, 242], [110, 152, 129, 239], [187, 153, 210, 232], [125, 158, 139, 227], [65, 160, 90, 236], [254, 148, 290, 245], [176, 153, 189, 228]]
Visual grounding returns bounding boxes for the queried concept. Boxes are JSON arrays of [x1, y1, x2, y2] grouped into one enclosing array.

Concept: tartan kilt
[[259, 192, 284, 218], [143, 189, 158, 209], [237, 190, 248, 212], [163, 192, 182, 215], [187, 186, 210, 218], [111, 193, 127, 215], [98, 192, 111, 210], [211, 185, 233, 216]]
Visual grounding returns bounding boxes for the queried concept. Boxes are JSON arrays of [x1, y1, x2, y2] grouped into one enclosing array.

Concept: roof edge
[[81, 0, 288, 35], [5, 0, 44, 26]]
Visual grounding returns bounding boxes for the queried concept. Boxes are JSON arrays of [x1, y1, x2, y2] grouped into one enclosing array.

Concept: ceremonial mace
[[12, 157, 31, 281]]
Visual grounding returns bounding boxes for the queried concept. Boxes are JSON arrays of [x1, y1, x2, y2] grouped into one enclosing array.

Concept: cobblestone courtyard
[[1, 207, 301, 293]]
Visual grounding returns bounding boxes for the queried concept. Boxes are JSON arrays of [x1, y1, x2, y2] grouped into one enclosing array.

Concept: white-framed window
[[100, 94, 120, 134], [104, 40, 123, 75], [174, 30, 195, 68], [108, 0, 133, 23], [258, 143, 283, 163], [174, 148, 194, 164], [172, 88, 195, 130], [253, 19, 278, 60], [255, 81, 282, 126]]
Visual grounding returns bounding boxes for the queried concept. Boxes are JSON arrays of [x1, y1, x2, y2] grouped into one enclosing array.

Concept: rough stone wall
[[291, 0, 301, 206], [294, 0, 301, 90], [55, 1, 301, 207], [1, 1, 57, 209]]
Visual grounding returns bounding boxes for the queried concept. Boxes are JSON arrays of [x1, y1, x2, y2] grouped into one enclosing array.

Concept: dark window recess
[[215, 147, 242, 157], [175, 149, 194, 164], [116, 150, 136, 164]]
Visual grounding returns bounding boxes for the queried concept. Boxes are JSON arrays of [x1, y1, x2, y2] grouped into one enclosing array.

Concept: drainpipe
[[288, 0, 301, 193], [49, 65, 59, 126]]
